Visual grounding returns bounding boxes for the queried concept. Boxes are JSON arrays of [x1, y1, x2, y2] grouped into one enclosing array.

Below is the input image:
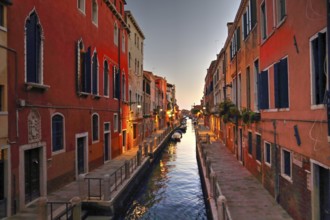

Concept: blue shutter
[[259, 71, 269, 109], [85, 47, 91, 93], [92, 53, 98, 95], [280, 58, 289, 108], [274, 62, 280, 108]]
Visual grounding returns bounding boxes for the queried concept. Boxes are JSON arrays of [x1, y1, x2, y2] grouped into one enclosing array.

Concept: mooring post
[[217, 195, 227, 220], [71, 197, 82, 220], [38, 197, 47, 220]]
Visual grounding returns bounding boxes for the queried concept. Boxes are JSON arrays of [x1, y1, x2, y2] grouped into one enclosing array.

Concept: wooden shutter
[[26, 13, 39, 83], [259, 71, 269, 109], [85, 47, 92, 93], [92, 52, 98, 95], [251, 0, 257, 27], [280, 58, 289, 108], [274, 62, 280, 108]]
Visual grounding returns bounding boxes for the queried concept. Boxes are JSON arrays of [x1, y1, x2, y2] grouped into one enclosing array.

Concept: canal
[[118, 119, 209, 220]]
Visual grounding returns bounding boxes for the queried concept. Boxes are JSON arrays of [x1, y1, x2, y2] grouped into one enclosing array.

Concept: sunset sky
[[126, 0, 241, 110]]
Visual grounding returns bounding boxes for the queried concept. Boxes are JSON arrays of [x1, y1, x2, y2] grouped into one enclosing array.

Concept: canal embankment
[[6, 126, 178, 220], [195, 124, 293, 220]]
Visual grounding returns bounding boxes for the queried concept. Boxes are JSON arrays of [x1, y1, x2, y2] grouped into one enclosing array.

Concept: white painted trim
[[77, 0, 86, 15], [19, 142, 47, 210]]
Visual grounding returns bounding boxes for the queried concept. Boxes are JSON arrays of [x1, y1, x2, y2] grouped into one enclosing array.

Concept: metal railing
[[47, 201, 74, 220]]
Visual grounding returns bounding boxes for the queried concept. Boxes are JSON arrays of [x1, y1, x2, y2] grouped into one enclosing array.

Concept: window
[[0, 85, 3, 111], [238, 74, 241, 110], [92, 0, 98, 25], [256, 134, 261, 162], [133, 124, 137, 139], [230, 27, 241, 59], [114, 23, 118, 46], [0, 3, 4, 27], [92, 113, 99, 142], [122, 73, 126, 101], [281, 148, 292, 180], [276, 0, 286, 23], [77, 42, 91, 94], [248, 131, 252, 155], [274, 57, 289, 108], [129, 53, 131, 68], [52, 114, 64, 152], [232, 77, 237, 104], [122, 34, 125, 52], [77, 0, 85, 13], [92, 51, 98, 95], [113, 67, 120, 99], [114, 114, 118, 132], [264, 142, 271, 166], [242, 0, 257, 39], [311, 31, 327, 106], [261, 2, 267, 40], [246, 67, 251, 110], [258, 70, 269, 110], [254, 60, 259, 111], [25, 11, 43, 84], [104, 60, 109, 96]]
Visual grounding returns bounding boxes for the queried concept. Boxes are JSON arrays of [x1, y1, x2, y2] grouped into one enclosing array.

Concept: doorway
[[104, 122, 111, 162], [24, 148, 40, 204], [76, 133, 88, 177], [122, 130, 127, 152]]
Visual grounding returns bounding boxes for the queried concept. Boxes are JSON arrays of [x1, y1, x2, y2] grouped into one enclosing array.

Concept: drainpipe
[[235, 51, 239, 158], [118, 27, 122, 135], [0, 44, 18, 143], [273, 120, 280, 203]]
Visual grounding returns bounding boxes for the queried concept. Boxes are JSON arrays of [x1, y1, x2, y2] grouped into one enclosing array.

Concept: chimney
[[227, 22, 234, 35]]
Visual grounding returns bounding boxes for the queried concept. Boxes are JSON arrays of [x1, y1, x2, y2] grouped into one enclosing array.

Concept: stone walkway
[[197, 126, 292, 220]]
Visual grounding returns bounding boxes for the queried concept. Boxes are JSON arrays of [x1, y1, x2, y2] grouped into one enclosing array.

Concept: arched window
[[104, 60, 109, 96], [114, 23, 118, 46], [92, 51, 98, 95], [52, 114, 64, 152], [92, 0, 98, 25], [92, 113, 99, 142], [25, 10, 43, 84]]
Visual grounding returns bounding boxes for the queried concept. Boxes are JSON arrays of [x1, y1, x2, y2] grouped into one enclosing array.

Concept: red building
[[7, 0, 129, 214]]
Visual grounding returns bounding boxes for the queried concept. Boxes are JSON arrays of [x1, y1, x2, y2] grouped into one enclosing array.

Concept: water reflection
[[122, 119, 208, 220]]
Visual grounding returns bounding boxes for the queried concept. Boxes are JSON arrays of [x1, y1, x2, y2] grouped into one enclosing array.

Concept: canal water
[[119, 119, 208, 220]]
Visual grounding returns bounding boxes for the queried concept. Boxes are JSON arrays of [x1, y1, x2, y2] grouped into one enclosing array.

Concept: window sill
[[0, 26, 7, 32], [264, 162, 271, 168], [311, 104, 325, 110], [92, 95, 101, 100], [276, 16, 287, 29], [281, 173, 293, 183], [25, 83, 50, 91], [78, 92, 89, 97], [0, 111, 8, 115], [78, 8, 86, 15], [92, 140, 99, 144], [52, 149, 65, 156]]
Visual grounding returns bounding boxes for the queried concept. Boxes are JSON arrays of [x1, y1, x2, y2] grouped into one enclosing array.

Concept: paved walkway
[[197, 126, 292, 220], [6, 127, 172, 220]]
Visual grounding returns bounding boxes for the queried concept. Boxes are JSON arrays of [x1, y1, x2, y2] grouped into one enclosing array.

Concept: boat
[[171, 131, 182, 141]]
